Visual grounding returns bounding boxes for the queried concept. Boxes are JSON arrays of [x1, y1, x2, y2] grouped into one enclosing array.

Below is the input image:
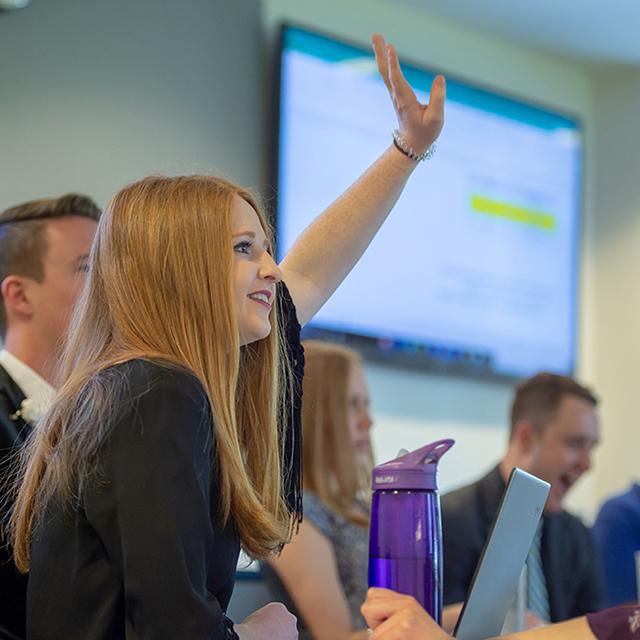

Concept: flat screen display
[[275, 25, 582, 380]]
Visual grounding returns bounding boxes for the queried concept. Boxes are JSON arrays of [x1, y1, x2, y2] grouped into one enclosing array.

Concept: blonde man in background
[[0, 193, 100, 640]]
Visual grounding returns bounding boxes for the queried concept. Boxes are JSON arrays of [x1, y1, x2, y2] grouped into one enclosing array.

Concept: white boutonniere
[[10, 398, 47, 426]]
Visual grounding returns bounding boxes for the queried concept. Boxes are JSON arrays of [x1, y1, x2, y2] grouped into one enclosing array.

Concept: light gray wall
[[0, 0, 264, 209], [587, 69, 640, 506]]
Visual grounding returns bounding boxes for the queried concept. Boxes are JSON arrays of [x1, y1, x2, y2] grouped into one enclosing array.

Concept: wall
[[587, 68, 640, 509], [0, 0, 264, 209]]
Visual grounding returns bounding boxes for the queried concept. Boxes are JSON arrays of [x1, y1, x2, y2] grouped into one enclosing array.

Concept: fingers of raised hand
[[385, 43, 417, 108], [426, 74, 446, 125], [371, 34, 392, 93], [371, 35, 446, 149]]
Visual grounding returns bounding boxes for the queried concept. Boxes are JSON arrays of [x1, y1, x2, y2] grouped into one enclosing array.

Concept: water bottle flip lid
[[372, 438, 455, 491]]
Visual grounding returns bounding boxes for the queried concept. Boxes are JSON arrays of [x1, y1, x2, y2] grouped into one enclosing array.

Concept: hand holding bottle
[[361, 588, 451, 640]]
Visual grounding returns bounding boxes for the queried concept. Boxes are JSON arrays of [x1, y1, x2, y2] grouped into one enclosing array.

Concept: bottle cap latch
[[372, 439, 455, 491]]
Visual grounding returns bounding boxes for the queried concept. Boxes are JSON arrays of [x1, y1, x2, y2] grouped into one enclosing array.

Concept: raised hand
[[372, 34, 445, 156], [280, 34, 447, 329]]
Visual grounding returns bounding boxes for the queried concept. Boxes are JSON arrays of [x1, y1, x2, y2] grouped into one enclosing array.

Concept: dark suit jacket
[[27, 360, 239, 639], [442, 465, 604, 622], [0, 364, 30, 640]]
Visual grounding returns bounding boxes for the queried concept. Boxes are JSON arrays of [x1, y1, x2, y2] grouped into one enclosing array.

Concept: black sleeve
[[0, 392, 25, 452], [0, 392, 29, 638], [85, 367, 238, 640], [277, 281, 304, 523]]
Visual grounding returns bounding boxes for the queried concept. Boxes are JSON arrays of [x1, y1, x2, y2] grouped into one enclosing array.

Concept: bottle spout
[[419, 439, 455, 465], [393, 438, 455, 468], [377, 438, 455, 471], [372, 438, 455, 491]]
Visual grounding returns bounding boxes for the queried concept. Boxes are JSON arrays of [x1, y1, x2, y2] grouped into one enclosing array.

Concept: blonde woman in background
[[264, 342, 466, 640], [265, 340, 375, 640], [8, 34, 445, 640]]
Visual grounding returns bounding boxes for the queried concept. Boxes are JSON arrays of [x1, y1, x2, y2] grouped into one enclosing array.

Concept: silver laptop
[[453, 468, 550, 640]]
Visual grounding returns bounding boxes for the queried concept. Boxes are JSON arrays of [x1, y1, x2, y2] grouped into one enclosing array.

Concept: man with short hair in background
[[442, 373, 605, 624], [0, 194, 100, 639]]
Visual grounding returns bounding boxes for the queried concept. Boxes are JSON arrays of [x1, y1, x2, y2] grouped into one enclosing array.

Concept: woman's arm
[[281, 35, 445, 326], [267, 520, 368, 640], [361, 589, 595, 640], [504, 618, 592, 640]]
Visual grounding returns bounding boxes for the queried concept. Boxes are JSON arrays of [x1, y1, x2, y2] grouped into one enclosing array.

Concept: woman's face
[[347, 362, 374, 465], [232, 196, 282, 346]]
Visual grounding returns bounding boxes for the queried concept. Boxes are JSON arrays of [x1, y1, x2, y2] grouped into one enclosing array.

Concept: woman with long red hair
[[9, 35, 445, 639]]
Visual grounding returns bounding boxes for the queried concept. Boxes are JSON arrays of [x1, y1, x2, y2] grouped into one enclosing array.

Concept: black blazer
[[0, 364, 30, 640], [442, 465, 604, 622], [0, 363, 30, 450], [27, 361, 240, 640]]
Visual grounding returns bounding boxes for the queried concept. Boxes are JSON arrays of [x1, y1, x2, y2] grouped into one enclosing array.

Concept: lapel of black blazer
[[0, 364, 26, 410], [540, 514, 564, 622], [477, 465, 507, 537], [0, 363, 30, 448]]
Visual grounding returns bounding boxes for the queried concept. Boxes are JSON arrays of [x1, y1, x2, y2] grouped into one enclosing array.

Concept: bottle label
[[376, 475, 398, 484]]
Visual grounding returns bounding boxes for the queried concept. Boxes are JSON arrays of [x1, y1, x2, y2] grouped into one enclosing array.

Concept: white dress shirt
[[0, 349, 55, 411]]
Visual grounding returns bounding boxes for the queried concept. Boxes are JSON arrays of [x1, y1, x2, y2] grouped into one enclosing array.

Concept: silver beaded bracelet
[[392, 129, 437, 162]]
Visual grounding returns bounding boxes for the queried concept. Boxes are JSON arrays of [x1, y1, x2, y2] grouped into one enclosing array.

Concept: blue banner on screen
[[275, 26, 582, 380]]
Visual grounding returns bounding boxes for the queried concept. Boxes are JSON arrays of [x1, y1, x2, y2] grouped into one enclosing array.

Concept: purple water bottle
[[368, 439, 454, 625]]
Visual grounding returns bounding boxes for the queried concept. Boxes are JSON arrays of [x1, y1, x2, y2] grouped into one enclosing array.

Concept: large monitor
[[274, 25, 583, 380]]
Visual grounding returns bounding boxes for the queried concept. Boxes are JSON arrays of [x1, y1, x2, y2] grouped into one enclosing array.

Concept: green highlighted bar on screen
[[471, 195, 556, 230]]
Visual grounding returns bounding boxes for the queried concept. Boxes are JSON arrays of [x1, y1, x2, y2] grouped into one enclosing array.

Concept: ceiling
[[397, 0, 640, 67]]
